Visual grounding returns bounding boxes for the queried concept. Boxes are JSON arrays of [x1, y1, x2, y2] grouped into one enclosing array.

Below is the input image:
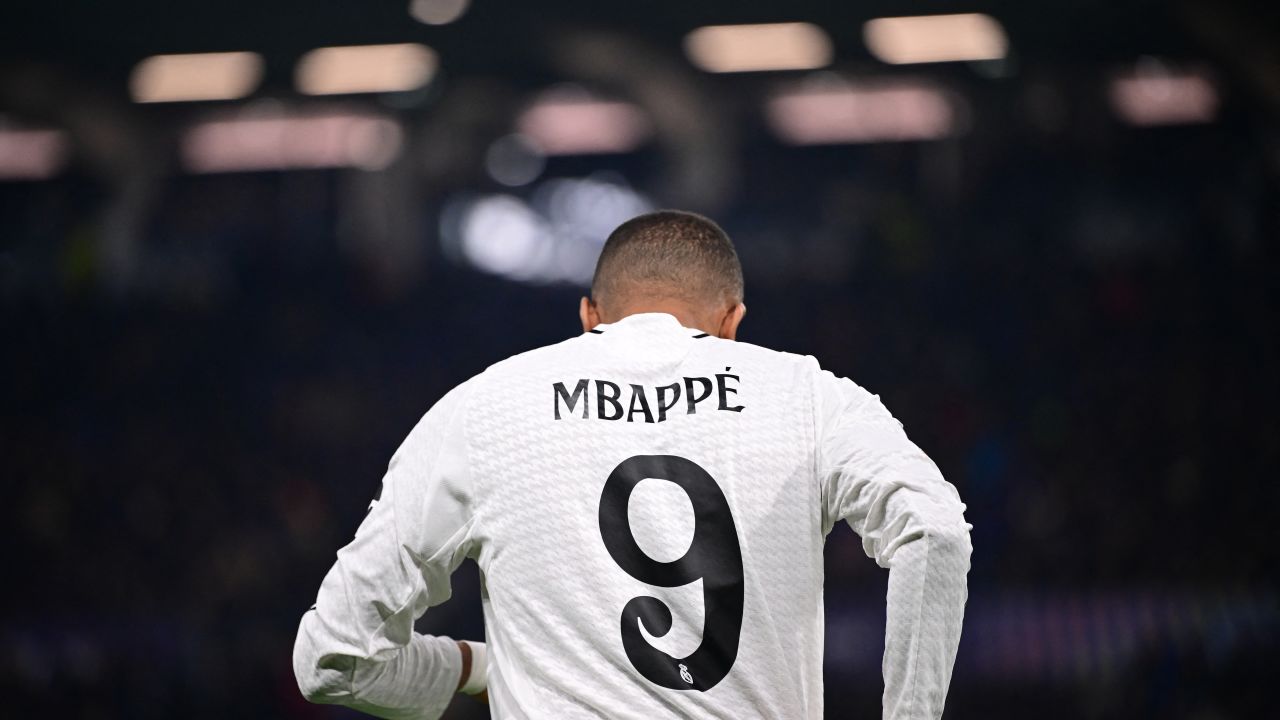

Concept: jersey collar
[[587, 312, 710, 338]]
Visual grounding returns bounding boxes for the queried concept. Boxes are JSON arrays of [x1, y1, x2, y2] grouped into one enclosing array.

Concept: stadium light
[[863, 14, 1008, 65], [182, 109, 404, 173], [441, 177, 653, 284], [766, 78, 956, 144], [0, 126, 68, 180], [296, 44, 437, 96], [409, 0, 470, 26], [684, 22, 833, 73], [517, 89, 652, 155], [1109, 63, 1217, 126], [130, 51, 264, 103]]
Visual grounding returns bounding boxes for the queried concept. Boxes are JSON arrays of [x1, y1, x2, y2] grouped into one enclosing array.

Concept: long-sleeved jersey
[[294, 312, 972, 719]]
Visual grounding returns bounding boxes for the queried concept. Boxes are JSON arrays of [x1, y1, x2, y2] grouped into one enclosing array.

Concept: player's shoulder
[[448, 334, 595, 403], [419, 337, 582, 423], [696, 334, 823, 375], [478, 333, 589, 377]]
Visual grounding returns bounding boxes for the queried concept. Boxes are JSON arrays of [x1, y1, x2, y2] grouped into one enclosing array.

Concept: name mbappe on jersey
[[553, 368, 744, 422]]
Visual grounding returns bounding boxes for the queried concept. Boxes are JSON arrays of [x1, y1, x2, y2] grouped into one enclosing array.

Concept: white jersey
[[294, 312, 971, 719]]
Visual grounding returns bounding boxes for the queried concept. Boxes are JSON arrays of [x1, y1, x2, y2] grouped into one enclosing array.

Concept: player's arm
[[812, 366, 972, 720], [293, 380, 487, 719]]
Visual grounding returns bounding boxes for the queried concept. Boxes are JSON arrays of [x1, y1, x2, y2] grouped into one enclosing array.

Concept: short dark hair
[[591, 210, 744, 308]]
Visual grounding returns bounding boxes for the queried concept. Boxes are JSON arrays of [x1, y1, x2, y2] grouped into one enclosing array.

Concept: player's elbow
[[294, 653, 353, 705], [292, 646, 328, 704], [294, 666, 326, 705], [293, 624, 350, 704], [875, 517, 972, 572], [922, 520, 972, 567]]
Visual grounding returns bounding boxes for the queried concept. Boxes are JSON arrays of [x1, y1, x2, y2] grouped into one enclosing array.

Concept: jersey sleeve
[[293, 378, 482, 719], [811, 365, 971, 720]]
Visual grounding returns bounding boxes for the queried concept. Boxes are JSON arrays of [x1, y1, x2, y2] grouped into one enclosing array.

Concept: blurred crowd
[[3, 74, 1278, 720]]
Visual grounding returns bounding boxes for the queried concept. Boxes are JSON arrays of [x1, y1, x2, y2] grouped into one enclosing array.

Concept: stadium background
[[2, 1, 1277, 718]]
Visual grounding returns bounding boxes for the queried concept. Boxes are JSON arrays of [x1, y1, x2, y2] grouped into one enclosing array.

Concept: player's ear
[[718, 302, 745, 341], [579, 296, 602, 332]]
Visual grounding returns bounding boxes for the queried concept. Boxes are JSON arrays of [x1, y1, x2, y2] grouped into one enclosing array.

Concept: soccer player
[[294, 210, 971, 719]]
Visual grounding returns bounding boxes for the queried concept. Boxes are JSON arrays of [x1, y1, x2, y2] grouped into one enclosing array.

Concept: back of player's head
[[591, 210, 744, 311]]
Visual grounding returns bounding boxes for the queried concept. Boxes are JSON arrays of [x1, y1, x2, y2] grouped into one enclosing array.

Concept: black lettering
[[655, 382, 681, 422], [597, 380, 624, 421], [554, 379, 590, 419], [627, 384, 655, 423], [716, 368, 745, 412], [684, 377, 713, 415]]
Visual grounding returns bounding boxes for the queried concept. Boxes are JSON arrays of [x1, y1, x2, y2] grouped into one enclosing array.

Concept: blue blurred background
[[2, 1, 1277, 718]]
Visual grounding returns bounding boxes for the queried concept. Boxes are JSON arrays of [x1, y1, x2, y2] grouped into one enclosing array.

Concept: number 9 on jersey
[[598, 455, 744, 692]]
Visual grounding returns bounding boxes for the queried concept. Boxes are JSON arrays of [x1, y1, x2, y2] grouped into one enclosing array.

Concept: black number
[[598, 455, 744, 691]]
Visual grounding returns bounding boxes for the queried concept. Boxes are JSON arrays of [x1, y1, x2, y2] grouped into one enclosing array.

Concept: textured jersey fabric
[[294, 312, 972, 719]]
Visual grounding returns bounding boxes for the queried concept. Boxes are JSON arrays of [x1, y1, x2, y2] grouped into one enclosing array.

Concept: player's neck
[[605, 305, 712, 336], [584, 295, 742, 340]]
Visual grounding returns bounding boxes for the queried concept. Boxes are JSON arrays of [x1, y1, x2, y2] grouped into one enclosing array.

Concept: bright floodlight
[[685, 22, 833, 73], [459, 195, 550, 280], [517, 90, 651, 155], [0, 127, 68, 180], [1109, 65, 1217, 126], [864, 14, 1008, 65], [409, 0, 470, 26], [130, 52, 264, 103], [296, 44, 438, 96], [442, 177, 653, 285], [766, 78, 956, 144], [182, 110, 404, 173]]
